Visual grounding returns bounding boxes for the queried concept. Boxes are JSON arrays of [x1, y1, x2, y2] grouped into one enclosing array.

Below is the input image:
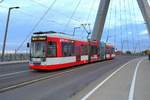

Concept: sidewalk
[[135, 59, 150, 100], [70, 58, 150, 100]]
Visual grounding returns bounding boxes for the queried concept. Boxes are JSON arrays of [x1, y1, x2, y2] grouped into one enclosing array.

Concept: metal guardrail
[[0, 60, 28, 65], [0, 53, 29, 62]]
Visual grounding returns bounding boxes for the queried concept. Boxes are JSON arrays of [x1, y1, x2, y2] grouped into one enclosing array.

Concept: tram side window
[[106, 48, 110, 54], [81, 45, 88, 55], [62, 42, 74, 57], [91, 46, 98, 55], [111, 48, 115, 53], [47, 42, 57, 57]]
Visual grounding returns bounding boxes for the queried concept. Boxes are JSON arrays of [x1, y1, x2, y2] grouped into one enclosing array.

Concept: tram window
[[91, 46, 98, 55], [47, 42, 57, 57], [81, 45, 88, 55], [62, 42, 74, 56], [111, 48, 115, 53], [106, 48, 111, 54]]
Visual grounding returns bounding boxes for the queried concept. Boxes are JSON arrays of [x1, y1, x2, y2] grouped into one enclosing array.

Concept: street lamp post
[[1, 6, 20, 61]]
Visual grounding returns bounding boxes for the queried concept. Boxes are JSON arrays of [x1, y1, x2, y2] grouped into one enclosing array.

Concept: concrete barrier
[[0, 60, 28, 65]]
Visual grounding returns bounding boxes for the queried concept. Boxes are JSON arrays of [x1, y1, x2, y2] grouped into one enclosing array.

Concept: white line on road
[[0, 59, 113, 92], [81, 58, 138, 100], [128, 58, 144, 100], [0, 70, 32, 78]]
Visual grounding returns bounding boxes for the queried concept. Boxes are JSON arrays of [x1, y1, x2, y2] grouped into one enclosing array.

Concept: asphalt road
[[0, 55, 138, 100], [0, 62, 28, 75]]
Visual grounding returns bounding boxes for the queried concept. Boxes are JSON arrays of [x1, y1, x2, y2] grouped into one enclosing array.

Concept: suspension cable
[[63, 0, 82, 32], [80, 0, 96, 39], [114, 0, 117, 48], [119, 0, 123, 51], [128, 0, 134, 53], [124, 0, 129, 51], [134, 0, 142, 52], [131, 0, 138, 53], [31, 0, 81, 23], [30, 0, 47, 8], [106, 0, 113, 43], [15, 0, 57, 53], [86, 0, 96, 22]]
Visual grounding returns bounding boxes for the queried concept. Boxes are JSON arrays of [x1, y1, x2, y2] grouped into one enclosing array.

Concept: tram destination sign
[[31, 36, 47, 41]]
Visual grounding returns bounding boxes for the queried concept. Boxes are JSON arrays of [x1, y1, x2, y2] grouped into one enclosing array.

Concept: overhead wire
[[86, 0, 96, 23], [80, 0, 96, 39], [15, 0, 57, 52], [0, 5, 7, 9], [30, 0, 83, 27], [31, 0, 81, 27], [63, 0, 82, 33], [0, 5, 36, 18], [1, 0, 82, 52]]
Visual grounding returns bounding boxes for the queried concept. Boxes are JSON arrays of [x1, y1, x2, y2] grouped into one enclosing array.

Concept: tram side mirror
[[27, 42, 30, 48]]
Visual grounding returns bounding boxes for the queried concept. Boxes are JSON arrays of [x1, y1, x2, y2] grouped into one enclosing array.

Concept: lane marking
[[128, 58, 144, 100], [0, 58, 111, 79], [0, 60, 109, 78], [81, 58, 139, 100], [0, 57, 137, 93], [0, 59, 112, 92], [0, 70, 32, 78], [0, 65, 94, 92]]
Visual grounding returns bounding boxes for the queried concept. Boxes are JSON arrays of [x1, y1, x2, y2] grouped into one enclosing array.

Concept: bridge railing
[[0, 53, 29, 62]]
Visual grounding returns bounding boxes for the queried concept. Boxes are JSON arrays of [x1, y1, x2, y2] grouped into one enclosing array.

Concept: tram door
[[75, 46, 81, 62]]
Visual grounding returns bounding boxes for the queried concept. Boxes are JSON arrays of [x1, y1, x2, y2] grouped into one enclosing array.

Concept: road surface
[[71, 57, 150, 100], [0, 56, 142, 100]]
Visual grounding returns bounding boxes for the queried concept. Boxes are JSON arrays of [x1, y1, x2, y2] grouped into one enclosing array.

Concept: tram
[[28, 31, 115, 70]]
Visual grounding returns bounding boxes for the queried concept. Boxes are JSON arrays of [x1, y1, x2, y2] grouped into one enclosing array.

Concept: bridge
[[0, 0, 150, 100]]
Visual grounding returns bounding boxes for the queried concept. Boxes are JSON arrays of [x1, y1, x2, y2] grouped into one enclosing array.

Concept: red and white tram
[[105, 44, 115, 60], [29, 31, 115, 70]]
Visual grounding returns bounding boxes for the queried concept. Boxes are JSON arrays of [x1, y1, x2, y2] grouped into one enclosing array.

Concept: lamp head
[[10, 6, 20, 10]]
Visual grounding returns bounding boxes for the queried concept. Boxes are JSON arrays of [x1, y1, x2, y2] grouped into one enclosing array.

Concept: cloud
[[0, 0, 149, 52], [139, 30, 148, 35]]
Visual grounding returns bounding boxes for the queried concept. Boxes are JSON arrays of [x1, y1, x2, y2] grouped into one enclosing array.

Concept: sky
[[0, 0, 150, 53]]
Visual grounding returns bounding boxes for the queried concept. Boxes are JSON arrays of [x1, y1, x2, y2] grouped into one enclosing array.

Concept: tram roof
[[32, 31, 98, 42]]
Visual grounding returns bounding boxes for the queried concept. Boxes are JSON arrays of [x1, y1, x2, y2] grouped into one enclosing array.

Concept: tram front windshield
[[31, 42, 46, 58]]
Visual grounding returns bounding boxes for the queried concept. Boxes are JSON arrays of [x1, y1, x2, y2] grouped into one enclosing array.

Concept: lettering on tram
[[31, 36, 47, 41]]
